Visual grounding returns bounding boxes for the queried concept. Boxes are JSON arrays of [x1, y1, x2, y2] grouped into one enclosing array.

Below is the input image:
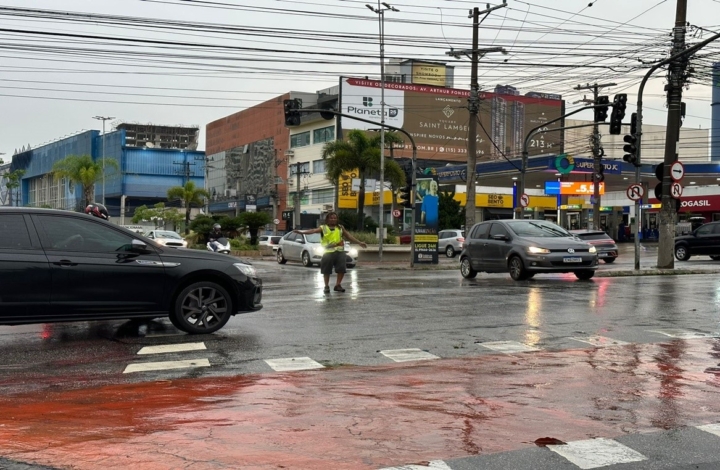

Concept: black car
[[674, 221, 720, 261], [0, 207, 263, 334]]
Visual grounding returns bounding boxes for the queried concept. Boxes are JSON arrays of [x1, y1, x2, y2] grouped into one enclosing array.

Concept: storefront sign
[[545, 181, 605, 195], [647, 194, 720, 211], [559, 204, 582, 210], [548, 157, 622, 175], [338, 169, 359, 209]]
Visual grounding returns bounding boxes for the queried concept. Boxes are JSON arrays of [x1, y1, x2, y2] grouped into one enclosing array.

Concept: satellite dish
[[146, 142, 155, 149]]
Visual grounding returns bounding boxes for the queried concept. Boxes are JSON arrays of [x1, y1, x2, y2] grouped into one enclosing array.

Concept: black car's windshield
[[510, 221, 571, 238]]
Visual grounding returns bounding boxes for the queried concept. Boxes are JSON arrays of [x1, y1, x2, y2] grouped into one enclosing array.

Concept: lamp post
[[367, 1, 398, 262], [93, 116, 114, 205]]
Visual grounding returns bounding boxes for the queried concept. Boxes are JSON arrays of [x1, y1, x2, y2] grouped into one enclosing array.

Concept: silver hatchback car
[[437, 229, 465, 258], [459, 220, 598, 281]]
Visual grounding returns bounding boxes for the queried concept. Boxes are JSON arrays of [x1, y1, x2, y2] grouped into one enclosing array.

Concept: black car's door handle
[[52, 260, 78, 267]]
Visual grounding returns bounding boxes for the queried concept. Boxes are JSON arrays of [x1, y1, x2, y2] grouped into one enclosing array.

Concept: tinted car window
[[696, 224, 715, 236], [574, 232, 611, 241], [0, 214, 32, 249], [489, 223, 510, 238], [37, 215, 138, 252], [470, 223, 490, 239]]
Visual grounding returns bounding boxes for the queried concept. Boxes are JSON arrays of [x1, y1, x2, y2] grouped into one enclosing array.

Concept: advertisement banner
[[338, 169, 359, 209], [340, 77, 564, 163], [412, 63, 446, 87], [413, 177, 439, 264]]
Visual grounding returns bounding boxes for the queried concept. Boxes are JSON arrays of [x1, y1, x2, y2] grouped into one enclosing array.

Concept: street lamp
[[367, 1, 398, 262], [92, 116, 114, 205]]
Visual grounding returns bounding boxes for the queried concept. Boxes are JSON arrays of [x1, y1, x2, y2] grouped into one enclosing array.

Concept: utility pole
[[292, 162, 306, 229], [92, 116, 114, 206], [573, 83, 615, 230], [445, 3, 506, 231], [657, 0, 688, 269]]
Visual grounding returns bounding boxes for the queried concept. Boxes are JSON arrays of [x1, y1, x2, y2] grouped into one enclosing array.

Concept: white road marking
[[570, 336, 629, 347], [648, 329, 716, 339], [137, 342, 207, 355], [380, 349, 439, 363], [264, 357, 325, 372], [377, 460, 452, 470], [478, 341, 541, 354], [123, 358, 211, 374], [696, 423, 720, 437], [547, 438, 647, 469]]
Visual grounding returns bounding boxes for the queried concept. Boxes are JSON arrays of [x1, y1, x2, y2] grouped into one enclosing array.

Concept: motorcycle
[[207, 237, 231, 254]]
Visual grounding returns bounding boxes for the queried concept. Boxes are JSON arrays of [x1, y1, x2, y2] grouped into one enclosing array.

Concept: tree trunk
[[185, 206, 191, 234], [357, 175, 366, 231]]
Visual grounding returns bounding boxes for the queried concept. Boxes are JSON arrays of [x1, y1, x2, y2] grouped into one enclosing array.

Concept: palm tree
[[323, 130, 406, 231], [167, 181, 210, 234], [369, 131, 406, 230], [52, 154, 119, 208]]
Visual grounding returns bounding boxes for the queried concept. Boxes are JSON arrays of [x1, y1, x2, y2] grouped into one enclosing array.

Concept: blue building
[[7, 129, 205, 224]]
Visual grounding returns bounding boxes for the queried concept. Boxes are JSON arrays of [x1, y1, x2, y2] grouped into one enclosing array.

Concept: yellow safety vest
[[321, 225, 343, 252]]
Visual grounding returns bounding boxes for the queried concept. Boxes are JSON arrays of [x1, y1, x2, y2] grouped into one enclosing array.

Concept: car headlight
[[348, 248, 358, 257], [527, 246, 550, 254], [589, 246, 597, 253], [314, 246, 325, 256], [233, 263, 257, 278]]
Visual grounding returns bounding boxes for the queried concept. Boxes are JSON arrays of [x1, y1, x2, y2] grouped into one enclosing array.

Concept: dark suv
[[674, 221, 720, 261], [0, 207, 263, 334]]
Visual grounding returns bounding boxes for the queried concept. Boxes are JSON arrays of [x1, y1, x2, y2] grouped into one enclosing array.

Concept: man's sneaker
[[333, 285, 346, 292], [323, 286, 330, 293]]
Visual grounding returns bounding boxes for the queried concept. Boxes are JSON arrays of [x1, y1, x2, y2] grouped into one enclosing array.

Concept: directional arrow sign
[[671, 182, 683, 199], [626, 183, 644, 201], [670, 161, 685, 182], [520, 193, 530, 208]]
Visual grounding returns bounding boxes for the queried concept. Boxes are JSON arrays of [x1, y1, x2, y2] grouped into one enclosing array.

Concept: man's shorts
[[320, 250, 346, 275]]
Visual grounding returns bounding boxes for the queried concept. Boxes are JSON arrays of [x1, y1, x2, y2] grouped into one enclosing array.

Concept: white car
[[258, 235, 282, 252], [144, 230, 188, 248], [276, 232, 358, 268]]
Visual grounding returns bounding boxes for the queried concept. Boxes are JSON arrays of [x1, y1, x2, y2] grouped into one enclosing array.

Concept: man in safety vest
[[293, 211, 367, 293]]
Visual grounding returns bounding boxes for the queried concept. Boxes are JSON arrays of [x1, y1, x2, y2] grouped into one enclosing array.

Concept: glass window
[[37, 215, 139, 253], [0, 214, 32, 249], [313, 126, 335, 144], [312, 188, 334, 204], [312, 159, 326, 174], [470, 223, 490, 240], [489, 224, 510, 238], [290, 132, 311, 148], [697, 224, 714, 236]]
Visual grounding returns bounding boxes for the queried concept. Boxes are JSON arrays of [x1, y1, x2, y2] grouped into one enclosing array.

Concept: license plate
[[563, 257, 582, 263], [598, 253, 608, 258]]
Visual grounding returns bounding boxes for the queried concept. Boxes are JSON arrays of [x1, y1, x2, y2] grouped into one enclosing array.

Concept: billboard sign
[[340, 77, 564, 163]]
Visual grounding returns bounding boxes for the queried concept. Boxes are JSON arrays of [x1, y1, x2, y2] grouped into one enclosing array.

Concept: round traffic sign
[[670, 182, 683, 199], [626, 183, 644, 201], [670, 161, 685, 182], [520, 193, 530, 208], [273, 218, 280, 225], [392, 209, 401, 218]]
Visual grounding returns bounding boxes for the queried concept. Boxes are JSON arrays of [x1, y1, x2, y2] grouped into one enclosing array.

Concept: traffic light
[[622, 113, 639, 168], [283, 99, 301, 126], [594, 95, 610, 122], [609, 93, 627, 135], [399, 182, 413, 209]]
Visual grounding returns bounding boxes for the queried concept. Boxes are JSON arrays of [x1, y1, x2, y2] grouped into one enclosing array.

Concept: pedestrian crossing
[[121, 328, 718, 374]]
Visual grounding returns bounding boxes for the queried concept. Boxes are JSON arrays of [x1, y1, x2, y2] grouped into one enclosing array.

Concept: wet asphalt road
[[3, 245, 720, 469]]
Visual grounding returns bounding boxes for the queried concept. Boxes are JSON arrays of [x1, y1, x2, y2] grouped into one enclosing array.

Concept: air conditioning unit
[[322, 204, 334, 211], [284, 150, 295, 159], [288, 179, 295, 186]]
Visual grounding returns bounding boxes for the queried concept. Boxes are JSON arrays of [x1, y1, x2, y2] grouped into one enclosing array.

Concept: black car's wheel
[[674, 244, 691, 261], [445, 246, 456, 258], [347, 264, 356, 269], [302, 251, 313, 267], [575, 270, 595, 281], [508, 256, 529, 281], [460, 257, 477, 279], [277, 249, 287, 264], [604, 257, 616, 264], [171, 281, 233, 334], [710, 256, 720, 261]]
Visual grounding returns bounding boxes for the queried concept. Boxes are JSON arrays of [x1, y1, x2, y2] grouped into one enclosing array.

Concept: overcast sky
[[1, 0, 719, 160]]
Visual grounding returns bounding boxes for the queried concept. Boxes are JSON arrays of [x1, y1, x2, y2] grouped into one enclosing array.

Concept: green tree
[[132, 202, 183, 229], [238, 211, 272, 245], [52, 154, 119, 208], [167, 181, 210, 234], [323, 130, 406, 231], [438, 190, 465, 231], [5, 169, 25, 206]]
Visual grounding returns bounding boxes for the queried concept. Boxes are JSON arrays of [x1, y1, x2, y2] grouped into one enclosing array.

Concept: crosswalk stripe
[[380, 349, 439, 363], [137, 342, 206, 355], [647, 328, 716, 339], [697, 423, 720, 437], [264, 357, 325, 372], [478, 341, 541, 354], [123, 358, 211, 374], [377, 460, 451, 470], [547, 438, 647, 469], [570, 336, 629, 347]]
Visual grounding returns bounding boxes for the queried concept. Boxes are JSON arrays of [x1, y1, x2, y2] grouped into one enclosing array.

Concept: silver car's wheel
[[460, 257, 477, 279], [445, 245, 455, 258], [674, 245, 690, 261], [509, 256, 529, 281], [171, 282, 232, 334], [277, 249, 287, 264], [302, 251, 312, 267]]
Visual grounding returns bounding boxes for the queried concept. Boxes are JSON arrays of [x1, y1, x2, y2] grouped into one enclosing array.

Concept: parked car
[[674, 221, 720, 261], [437, 229, 465, 257], [258, 235, 282, 252], [570, 229, 618, 263], [144, 229, 188, 248], [459, 219, 598, 281], [0, 207, 263, 334], [276, 231, 358, 268]]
